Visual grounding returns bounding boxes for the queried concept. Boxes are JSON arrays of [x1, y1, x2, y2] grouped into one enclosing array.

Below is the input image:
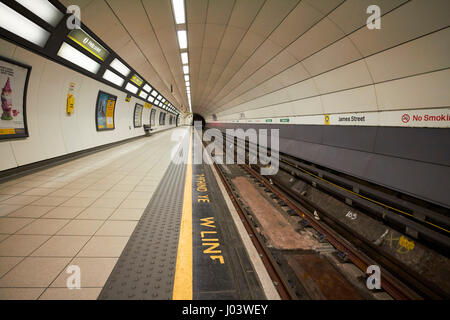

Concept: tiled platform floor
[[0, 127, 189, 300]]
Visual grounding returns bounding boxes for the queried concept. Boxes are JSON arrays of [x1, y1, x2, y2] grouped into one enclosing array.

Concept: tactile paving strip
[[99, 132, 190, 300]]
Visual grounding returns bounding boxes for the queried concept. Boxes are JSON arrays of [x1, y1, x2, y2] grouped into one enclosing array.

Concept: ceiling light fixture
[[110, 58, 130, 77], [143, 84, 152, 93], [103, 69, 125, 87], [125, 82, 139, 94], [57, 42, 100, 74], [15, 0, 64, 27], [139, 91, 148, 99], [0, 2, 51, 47], [181, 52, 188, 64], [171, 0, 185, 24], [177, 30, 187, 49]]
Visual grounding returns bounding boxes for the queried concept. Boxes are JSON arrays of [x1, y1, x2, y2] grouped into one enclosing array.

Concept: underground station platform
[[0, 126, 448, 304], [99, 127, 268, 300], [0, 127, 276, 301]]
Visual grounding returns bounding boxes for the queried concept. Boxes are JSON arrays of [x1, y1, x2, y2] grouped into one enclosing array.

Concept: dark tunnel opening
[[193, 113, 206, 129]]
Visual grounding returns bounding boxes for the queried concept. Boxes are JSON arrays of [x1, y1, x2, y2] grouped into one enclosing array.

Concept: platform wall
[[0, 38, 175, 172]]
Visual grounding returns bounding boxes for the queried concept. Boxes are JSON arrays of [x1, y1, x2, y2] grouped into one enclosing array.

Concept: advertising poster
[[150, 108, 156, 127], [0, 57, 31, 140], [134, 103, 143, 128], [96, 91, 117, 131]]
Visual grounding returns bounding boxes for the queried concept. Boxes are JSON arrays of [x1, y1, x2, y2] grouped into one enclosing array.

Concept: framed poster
[[159, 112, 166, 125], [95, 91, 117, 131], [0, 56, 31, 140], [134, 103, 143, 128], [150, 108, 156, 127]]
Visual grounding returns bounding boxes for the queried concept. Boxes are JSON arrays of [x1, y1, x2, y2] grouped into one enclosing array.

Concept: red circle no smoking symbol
[[402, 114, 410, 123]]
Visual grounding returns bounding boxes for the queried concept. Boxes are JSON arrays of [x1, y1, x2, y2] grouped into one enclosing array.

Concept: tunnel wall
[[204, 1, 450, 208], [0, 38, 175, 172], [207, 122, 450, 208]]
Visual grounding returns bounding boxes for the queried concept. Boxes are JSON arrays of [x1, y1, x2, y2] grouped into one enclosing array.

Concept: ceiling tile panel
[[268, 1, 325, 48], [286, 18, 345, 62], [349, 0, 450, 57], [328, 0, 408, 35], [302, 37, 362, 77]]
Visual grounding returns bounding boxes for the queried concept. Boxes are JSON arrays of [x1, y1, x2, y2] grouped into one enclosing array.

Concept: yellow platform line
[[172, 128, 193, 300]]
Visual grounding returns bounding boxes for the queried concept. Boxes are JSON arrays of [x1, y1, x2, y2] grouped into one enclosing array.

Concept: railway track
[[202, 130, 449, 300], [211, 159, 296, 300]]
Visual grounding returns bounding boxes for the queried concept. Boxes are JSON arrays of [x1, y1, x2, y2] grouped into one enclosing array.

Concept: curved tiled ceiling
[[196, 0, 450, 120], [61, 0, 450, 118]]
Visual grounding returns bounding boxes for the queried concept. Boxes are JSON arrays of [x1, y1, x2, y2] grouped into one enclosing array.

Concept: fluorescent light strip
[[177, 30, 187, 49], [57, 42, 100, 74], [186, 81, 190, 87], [183, 66, 189, 74], [0, 3, 51, 47], [148, 96, 155, 103], [172, 0, 186, 24], [143, 84, 152, 93], [103, 69, 125, 87], [139, 91, 148, 99], [151, 91, 158, 97], [110, 58, 130, 77], [15, 0, 64, 27], [181, 52, 188, 64], [125, 82, 138, 94], [184, 75, 189, 81]]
